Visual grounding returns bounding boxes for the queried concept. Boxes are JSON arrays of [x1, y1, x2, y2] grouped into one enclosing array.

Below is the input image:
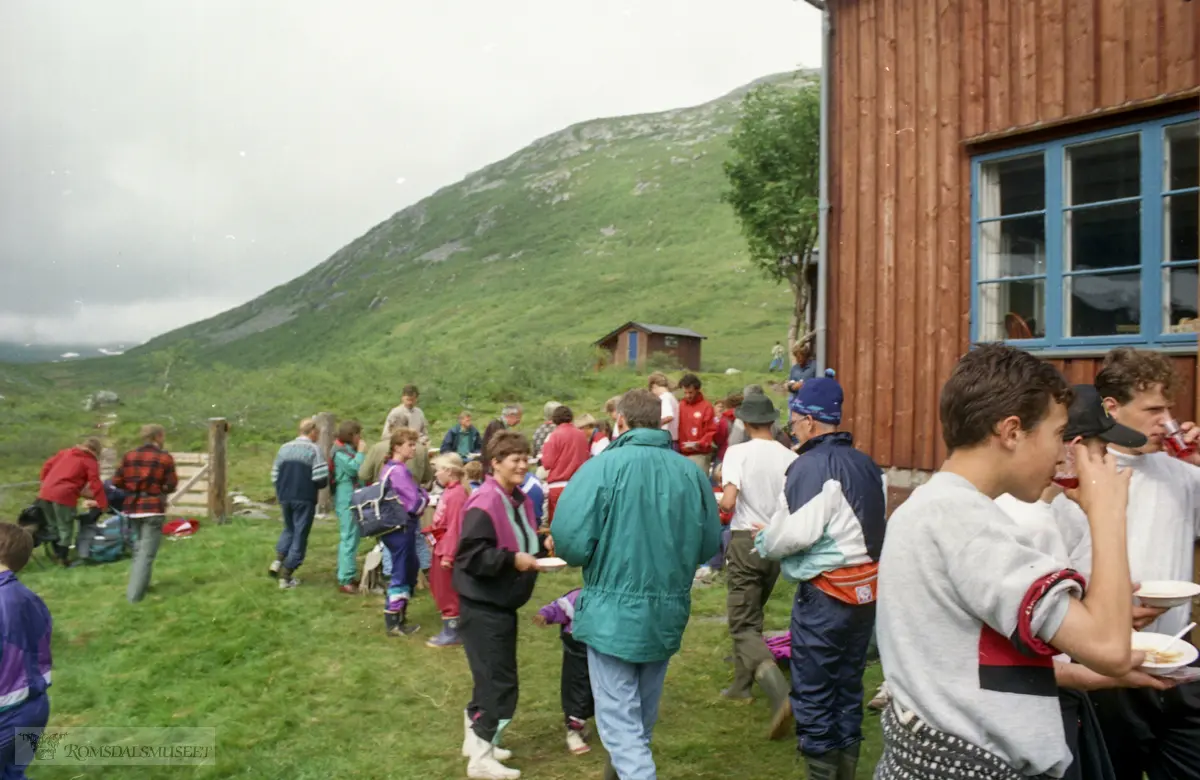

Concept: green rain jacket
[[553, 427, 721, 663]]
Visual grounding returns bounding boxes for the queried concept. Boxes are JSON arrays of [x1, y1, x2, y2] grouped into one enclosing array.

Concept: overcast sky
[[0, 0, 820, 346]]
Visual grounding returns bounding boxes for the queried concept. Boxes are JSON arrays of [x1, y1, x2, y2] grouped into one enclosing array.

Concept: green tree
[[722, 82, 820, 350]]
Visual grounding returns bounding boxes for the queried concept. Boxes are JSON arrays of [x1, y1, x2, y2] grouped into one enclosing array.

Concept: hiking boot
[[53, 544, 72, 568], [837, 742, 860, 780], [754, 661, 793, 741], [268, 559, 282, 579], [565, 728, 589, 755], [278, 577, 300, 590], [804, 752, 841, 780], [337, 584, 357, 595], [426, 618, 462, 648], [463, 712, 512, 761]]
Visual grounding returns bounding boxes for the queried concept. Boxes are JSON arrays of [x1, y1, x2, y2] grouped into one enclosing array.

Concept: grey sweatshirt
[[877, 472, 1083, 778]]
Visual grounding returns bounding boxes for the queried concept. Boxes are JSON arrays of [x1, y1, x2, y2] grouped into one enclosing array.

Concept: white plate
[[1132, 631, 1199, 675], [536, 557, 568, 572], [1135, 581, 1200, 609]]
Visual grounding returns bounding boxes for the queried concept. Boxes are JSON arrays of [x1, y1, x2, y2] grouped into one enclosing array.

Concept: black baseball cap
[[1062, 384, 1147, 447]]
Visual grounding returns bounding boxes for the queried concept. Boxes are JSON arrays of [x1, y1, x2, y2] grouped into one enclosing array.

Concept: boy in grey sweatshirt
[[876, 345, 1137, 779]]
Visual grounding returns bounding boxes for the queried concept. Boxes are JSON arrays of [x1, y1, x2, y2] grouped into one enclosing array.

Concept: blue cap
[[789, 377, 843, 425]]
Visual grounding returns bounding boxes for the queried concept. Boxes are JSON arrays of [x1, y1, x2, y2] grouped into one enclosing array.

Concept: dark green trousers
[[725, 530, 781, 697], [38, 499, 77, 547]]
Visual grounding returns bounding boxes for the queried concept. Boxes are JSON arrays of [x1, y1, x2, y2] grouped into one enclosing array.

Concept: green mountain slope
[[0, 71, 812, 507], [141, 70, 812, 370]]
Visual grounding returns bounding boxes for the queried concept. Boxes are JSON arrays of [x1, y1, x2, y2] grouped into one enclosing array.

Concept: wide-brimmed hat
[[736, 393, 778, 425], [1064, 384, 1146, 448]]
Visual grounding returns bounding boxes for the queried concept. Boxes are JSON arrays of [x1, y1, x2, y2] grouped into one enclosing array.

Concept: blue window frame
[[970, 113, 1199, 352]]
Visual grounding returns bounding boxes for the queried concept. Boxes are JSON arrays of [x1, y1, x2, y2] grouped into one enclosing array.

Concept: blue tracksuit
[[755, 432, 886, 757]]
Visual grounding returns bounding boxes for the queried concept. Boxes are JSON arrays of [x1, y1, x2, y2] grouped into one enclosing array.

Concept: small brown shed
[[595, 322, 706, 371]]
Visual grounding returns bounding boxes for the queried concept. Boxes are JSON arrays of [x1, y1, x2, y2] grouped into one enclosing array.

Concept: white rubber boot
[[462, 712, 511, 761], [465, 731, 520, 780]]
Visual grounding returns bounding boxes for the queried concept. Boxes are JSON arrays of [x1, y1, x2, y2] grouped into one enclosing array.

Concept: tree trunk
[[787, 259, 812, 361]]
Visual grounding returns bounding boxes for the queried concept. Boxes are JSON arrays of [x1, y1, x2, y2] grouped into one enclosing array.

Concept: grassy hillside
[[0, 70, 812, 510]]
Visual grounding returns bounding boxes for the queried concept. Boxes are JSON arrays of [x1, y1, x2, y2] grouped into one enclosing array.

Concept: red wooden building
[[812, 0, 1199, 487], [595, 322, 706, 371]]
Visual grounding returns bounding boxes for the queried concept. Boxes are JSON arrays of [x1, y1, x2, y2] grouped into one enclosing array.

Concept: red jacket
[[38, 447, 108, 510], [541, 423, 590, 484], [715, 408, 737, 461], [678, 393, 717, 454]]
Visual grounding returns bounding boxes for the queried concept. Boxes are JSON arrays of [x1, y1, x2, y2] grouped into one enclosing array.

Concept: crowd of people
[[7, 340, 1200, 780]]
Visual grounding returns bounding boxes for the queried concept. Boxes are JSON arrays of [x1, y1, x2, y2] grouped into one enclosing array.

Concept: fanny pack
[[812, 561, 879, 606]]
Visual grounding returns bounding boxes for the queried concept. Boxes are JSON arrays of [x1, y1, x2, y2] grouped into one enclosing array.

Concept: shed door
[[628, 331, 638, 363]]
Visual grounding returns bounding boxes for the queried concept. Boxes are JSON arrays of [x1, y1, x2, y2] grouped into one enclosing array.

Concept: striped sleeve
[[310, 443, 329, 484]]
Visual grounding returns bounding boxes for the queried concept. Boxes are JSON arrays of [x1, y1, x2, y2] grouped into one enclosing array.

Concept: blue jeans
[[588, 647, 670, 780], [769, 357, 784, 371], [276, 501, 316, 572], [790, 580, 875, 756]]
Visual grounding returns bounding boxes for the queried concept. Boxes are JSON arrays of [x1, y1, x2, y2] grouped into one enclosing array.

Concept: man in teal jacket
[[552, 388, 721, 780]]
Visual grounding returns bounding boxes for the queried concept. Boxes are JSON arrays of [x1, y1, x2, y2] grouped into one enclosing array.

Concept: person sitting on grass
[[331, 420, 367, 595], [453, 431, 540, 780], [37, 437, 108, 567], [0, 522, 52, 778], [441, 412, 484, 461], [380, 428, 429, 637], [533, 587, 595, 756]]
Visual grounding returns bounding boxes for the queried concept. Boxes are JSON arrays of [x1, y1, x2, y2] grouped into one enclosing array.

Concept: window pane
[[979, 216, 1046, 278], [1166, 193, 1199, 263], [1065, 271, 1141, 337], [1067, 201, 1141, 271], [1166, 121, 1199, 191], [1165, 265, 1200, 334], [977, 279, 1045, 341], [980, 155, 1045, 216], [1068, 134, 1140, 205]]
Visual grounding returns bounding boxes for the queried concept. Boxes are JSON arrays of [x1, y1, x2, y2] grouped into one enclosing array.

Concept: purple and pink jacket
[[383, 460, 429, 518], [0, 571, 52, 724], [538, 588, 582, 636]]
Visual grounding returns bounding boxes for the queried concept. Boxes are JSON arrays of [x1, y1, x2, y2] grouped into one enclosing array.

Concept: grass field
[[24, 513, 884, 779]]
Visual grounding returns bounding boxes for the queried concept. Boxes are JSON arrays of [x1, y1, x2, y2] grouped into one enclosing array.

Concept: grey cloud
[[0, 0, 820, 344]]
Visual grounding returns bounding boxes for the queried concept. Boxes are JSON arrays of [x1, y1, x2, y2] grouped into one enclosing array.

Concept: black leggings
[[460, 597, 519, 744], [561, 633, 594, 725]]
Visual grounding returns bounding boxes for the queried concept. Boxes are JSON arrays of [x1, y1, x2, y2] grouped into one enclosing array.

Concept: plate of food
[[1135, 581, 1200, 609], [536, 557, 568, 573], [1132, 631, 1199, 675]]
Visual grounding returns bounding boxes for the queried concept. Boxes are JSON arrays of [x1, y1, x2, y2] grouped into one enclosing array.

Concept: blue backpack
[[350, 465, 413, 537], [87, 514, 134, 563]]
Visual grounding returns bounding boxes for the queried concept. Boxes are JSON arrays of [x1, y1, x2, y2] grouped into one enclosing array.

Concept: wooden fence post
[[207, 418, 229, 525], [315, 412, 337, 515]]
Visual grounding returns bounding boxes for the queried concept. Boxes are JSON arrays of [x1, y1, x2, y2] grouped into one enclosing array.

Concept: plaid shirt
[[111, 444, 178, 515]]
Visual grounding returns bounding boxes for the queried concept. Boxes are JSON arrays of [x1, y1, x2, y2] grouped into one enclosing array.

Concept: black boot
[[804, 752, 841, 780], [52, 544, 71, 568], [837, 742, 860, 780], [384, 611, 401, 635]]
